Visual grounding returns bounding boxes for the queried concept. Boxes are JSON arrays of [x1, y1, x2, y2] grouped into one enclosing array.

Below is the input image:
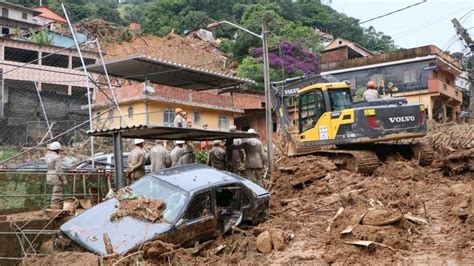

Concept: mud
[[21, 252, 98, 266], [110, 197, 166, 223], [17, 124, 474, 264]]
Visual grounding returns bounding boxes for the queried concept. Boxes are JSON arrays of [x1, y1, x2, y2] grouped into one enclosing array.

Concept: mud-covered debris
[[361, 209, 402, 226], [442, 148, 474, 174], [143, 240, 178, 258], [111, 197, 166, 223], [21, 252, 99, 266], [103, 233, 114, 255], [256, 230, 273, 254], [404, 213, 428, 224], [270, 229, 287, 251]]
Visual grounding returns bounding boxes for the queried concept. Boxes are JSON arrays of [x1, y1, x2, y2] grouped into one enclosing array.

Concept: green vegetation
[[0, 147, 18, 161], [10, 0, 398, 89]]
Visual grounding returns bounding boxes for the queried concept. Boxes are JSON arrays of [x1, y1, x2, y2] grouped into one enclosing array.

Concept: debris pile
[[102, 33, 230, 73], [425, 122, 473, 154], [74, 19, 138, 43], [111, 191, 166, 223]]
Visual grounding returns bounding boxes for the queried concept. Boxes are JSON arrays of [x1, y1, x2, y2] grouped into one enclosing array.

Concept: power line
[[359, 0, 427, 25], [393, 7, 468, 39]]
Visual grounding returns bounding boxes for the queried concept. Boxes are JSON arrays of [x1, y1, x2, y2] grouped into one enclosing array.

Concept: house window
[[4, 47, 38, 64], [96, 112, 102, 123], [2, 8, 8, 18], [22, 12, 27, 20], [403, 69, 417, 83], [432, 71, 438, 79], [128, 106, 133, 118], [163, 109, 175, 127], [193, 111, 201, 125], [218, 116, 229, 131], [1, 27, 9, 35]]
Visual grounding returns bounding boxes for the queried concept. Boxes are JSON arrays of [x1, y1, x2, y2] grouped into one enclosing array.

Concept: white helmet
[[134, 138, 145, 145], [229, 125, 237, 131], [48, 141, 61, 151], [247, 128, 256, 134], [175, 140, 185, 144]]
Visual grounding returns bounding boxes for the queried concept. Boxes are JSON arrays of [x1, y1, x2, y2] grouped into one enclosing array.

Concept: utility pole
[[451, 17, 474, 121], [262, 20, 273, 173], [451, 18, 474, 51], [207, 20, 273, 175]]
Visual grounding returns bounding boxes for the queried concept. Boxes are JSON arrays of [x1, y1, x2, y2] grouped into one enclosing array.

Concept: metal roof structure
[[83, 55, 255, 90], [89, 125, 257, 141]]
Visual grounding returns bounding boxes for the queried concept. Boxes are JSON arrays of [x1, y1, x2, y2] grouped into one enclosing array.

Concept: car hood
[[60, 199, 172, 255]]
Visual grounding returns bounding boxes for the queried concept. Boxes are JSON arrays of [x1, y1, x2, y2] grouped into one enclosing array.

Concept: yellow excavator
[[272, 76, 434, 174]]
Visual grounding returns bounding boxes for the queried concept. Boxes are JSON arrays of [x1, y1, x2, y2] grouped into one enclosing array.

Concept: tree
[[237, 40, 320, 90], [179, 10, 212, 32], [141, 0, 186, 36], [361, 26, 397, 52]]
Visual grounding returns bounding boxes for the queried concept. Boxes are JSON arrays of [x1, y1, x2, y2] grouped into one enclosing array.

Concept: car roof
[[152, 164, 240, 192]]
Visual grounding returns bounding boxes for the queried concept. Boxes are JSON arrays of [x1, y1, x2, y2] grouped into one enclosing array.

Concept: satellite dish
[[144, 85, 155, 94]]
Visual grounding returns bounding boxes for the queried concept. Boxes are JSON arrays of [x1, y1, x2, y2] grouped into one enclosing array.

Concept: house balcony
[[427, 79, 462, 103]]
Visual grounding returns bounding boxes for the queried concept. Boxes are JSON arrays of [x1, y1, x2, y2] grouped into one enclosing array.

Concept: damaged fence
[[0, 170, 115, 214]]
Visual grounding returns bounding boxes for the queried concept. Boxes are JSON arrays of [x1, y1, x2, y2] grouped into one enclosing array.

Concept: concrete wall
[[0, 82, 88, 145]]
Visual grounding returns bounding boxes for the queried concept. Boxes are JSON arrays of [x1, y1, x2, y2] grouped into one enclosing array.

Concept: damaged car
[[60, 164, 269, 255]]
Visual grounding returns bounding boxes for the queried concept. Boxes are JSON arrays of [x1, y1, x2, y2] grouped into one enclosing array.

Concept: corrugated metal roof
[[89, 125, 257, 140], [82, 55, 255, 90]]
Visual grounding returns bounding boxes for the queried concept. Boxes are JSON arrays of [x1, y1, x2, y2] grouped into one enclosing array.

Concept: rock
[[40, 240, 55, 254], [450, 183, 471, 196], [361, 209, 402, 226], [256, 230, 273, 254], [271, 230, 286, 251]]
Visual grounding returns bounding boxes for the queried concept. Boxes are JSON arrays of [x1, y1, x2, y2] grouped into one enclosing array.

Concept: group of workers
[[126, 125, 267, 185]]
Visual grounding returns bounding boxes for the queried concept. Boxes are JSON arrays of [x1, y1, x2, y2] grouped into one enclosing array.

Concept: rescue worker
[[239, 129, 267, 185], [229, 125, 244, 174], [150, 140, 171, 172], [45, 141, 66, 209], [127, 139, 146, 180], [363, 80, 379, 101], [200, 124, 210, 150], [170, 140, 185, 167], [207, 140, 226, 170], [173, 108, 187, 128], [176, 142, 196, 166]]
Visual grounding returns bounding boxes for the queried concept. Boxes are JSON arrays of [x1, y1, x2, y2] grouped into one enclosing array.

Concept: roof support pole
[[113, 132, 124, 189], [225, 138, 233, 173]]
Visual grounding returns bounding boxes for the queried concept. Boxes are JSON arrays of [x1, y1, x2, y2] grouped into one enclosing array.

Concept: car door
[[175, 190, 217, 246]]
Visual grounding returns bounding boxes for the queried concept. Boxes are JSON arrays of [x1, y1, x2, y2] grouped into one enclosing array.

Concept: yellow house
[[92, 83, 244, 131]]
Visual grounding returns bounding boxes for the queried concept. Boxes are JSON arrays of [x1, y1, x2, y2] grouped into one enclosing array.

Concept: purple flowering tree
[[250, 40, 321, 76]]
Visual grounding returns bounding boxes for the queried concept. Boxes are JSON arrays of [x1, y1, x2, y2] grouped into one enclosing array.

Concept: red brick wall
[[321, 47, 348, 64]]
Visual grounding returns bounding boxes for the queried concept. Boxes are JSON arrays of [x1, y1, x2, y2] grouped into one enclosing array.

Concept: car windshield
[[129, 176, 189, 223], [329, 89, 352, 111]]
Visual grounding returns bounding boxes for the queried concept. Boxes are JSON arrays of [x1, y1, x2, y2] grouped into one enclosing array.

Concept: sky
[[330, 0, 473, 54]]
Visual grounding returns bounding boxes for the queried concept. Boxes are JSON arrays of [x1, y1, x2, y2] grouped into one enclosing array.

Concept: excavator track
[[410, 143, 435, 166], [314, 149, 382, 175], [289, 142, 434, 175]]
